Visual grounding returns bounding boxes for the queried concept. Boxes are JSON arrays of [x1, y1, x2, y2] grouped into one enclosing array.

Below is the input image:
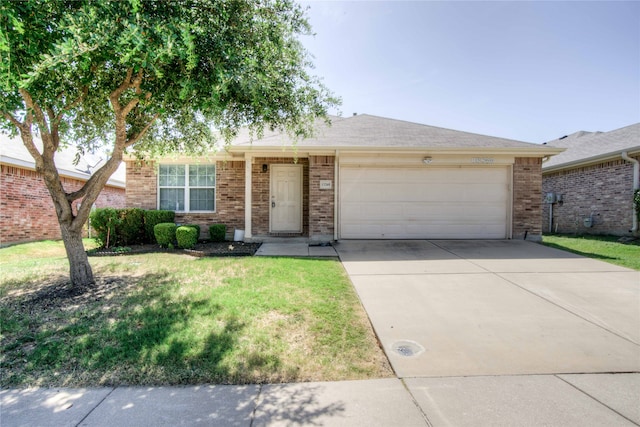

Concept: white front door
[[270, 165, 303, 233]]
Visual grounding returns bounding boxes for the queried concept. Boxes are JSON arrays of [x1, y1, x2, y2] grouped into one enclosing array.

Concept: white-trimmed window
[[158, 164, 216, 212]]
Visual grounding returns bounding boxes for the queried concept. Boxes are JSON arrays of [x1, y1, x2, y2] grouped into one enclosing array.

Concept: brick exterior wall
[[124, 155, 548, 242], [512, 157, 543, 241], [309, 156, 335, 241], [251, 157, 309, 237], [1, 164, 125, 245], [127, 157, 327, 241], [125, 160, 245, 239], [125, 160, 157, 209], [542, 155, 639, 236]]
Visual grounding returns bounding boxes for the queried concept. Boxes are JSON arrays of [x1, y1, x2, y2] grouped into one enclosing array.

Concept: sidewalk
[[255, 242, 338, 257], [2, 375, 638, 426], [2, 242, 639, 426]]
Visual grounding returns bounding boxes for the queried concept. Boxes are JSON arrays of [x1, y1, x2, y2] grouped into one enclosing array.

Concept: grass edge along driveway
[[0, 240, 393, 387], [542, 234, 640, 271]]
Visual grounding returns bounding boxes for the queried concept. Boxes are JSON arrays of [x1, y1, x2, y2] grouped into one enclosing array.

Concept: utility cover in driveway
[[336, 240, 640, 378]]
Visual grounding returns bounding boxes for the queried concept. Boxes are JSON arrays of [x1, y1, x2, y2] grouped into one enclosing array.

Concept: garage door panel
[[339, 166, 509, 239]]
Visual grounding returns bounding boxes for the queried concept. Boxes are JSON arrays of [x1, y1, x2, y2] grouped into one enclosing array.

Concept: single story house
[[126, 114, 562, 242], [0, 135, 126, 245], [542, 123, 640, 236]]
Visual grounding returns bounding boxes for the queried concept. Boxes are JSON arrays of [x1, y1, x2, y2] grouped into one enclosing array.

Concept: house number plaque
[[319, 180, 332, 190], [471, 157, 495, 164]]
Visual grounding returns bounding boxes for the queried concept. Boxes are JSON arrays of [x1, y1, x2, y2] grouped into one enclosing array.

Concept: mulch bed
[[87, 241, 262, 257]]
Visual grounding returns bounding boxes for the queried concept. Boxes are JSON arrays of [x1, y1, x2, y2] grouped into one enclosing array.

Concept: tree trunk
[[60, 221, 94, 287]]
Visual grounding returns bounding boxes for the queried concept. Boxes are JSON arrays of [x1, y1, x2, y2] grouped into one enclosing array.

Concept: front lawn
[[0, 240, 392, 387], [541, 234, 640, 270]]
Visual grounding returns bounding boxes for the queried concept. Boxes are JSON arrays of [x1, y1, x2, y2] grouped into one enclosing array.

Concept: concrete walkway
[[255, 242, 338, 257], [3, 240, 639, 426]]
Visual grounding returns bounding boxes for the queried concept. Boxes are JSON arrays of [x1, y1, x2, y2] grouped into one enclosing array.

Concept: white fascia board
[[0, 155, 35, 170], [542, 146, 640, 174], [2, 154, 125, 188], [228, 145, 564, 158]]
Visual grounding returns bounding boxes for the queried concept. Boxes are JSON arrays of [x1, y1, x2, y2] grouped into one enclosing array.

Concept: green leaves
[[1, 0, 339, 183]]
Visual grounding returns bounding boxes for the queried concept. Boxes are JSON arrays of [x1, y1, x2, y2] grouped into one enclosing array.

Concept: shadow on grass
[[541, 242, 619, 261], [0, 270, 281, 387]]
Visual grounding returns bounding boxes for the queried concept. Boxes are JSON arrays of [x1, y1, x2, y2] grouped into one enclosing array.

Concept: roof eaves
[[542, 146, 640, 173], [228, 144, 564, 157], [1, 154, 126, 188]]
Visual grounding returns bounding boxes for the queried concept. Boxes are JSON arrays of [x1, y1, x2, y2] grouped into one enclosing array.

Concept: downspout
[[334, 150, 339, 241], [621, 151, 639, 233]]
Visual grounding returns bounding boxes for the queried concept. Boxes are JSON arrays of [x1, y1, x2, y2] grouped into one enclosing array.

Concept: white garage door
[[339, 166, 510, 239]]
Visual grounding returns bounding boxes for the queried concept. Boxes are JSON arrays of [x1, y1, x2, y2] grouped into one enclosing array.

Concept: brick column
[[309, 155, 335, 242], [512, 157, 543, 241]]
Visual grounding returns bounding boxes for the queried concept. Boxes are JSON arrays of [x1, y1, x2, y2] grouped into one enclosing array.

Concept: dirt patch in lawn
[[87, 241, 262, 257]]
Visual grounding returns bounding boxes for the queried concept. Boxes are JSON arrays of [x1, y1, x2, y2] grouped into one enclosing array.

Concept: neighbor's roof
[[0, 134, 126, 188], [542, 123, 640, 172], [230, 114, 562, 156]]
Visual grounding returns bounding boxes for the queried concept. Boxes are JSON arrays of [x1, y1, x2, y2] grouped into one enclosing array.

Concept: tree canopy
[[0, 0, 338, 286]]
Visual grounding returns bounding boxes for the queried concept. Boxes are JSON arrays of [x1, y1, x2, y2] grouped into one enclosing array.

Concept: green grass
[[0, 240, 392, 387], [542, 234, 640, 270]]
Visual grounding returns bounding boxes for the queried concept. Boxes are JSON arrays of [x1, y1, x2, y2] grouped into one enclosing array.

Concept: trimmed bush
[[176, 226, 198, 249], [182, 224, 201, 239], [154, 223, 177, 248], [118, 208, 145, 245], [90, 208, 121, 248], [209, 224, 226, 242], [144, 210, 175, 243]]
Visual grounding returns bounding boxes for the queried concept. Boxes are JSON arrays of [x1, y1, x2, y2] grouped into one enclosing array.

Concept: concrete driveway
[[334, 240, 640, 378]]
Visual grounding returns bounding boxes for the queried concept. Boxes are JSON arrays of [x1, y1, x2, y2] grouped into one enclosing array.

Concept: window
[[158, 164, 215, 212]]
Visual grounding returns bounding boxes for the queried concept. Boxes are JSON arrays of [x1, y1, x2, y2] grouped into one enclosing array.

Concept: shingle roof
[[231, 114, 558, 153], [542, 123, 640, 171], [0, 134, 126, 188]]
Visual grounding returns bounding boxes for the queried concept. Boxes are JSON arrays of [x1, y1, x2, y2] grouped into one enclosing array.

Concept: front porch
[[243, 155, 335, 243]]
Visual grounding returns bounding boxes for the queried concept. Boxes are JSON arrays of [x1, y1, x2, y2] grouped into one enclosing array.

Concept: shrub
[[90, 208, 121, 248], [176, 226, 198, 249], [209, 224, 226, 242], [118, 208, 145, 245], [154, 223, 177, 248], [182, 224, 201, 239], [144, 210, 175, 243], [634, 189, 640, 223]]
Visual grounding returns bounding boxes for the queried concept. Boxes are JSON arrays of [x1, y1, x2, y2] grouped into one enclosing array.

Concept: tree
[[0, 0, 337, 286]]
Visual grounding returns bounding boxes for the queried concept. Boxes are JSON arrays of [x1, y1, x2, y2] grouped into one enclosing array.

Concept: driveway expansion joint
[[555, 375, 640, 427], [75, 386, 116, 427]]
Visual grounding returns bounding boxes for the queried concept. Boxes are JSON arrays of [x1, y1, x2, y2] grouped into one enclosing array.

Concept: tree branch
[[46, 106, 60, 149], [19, 89, 49, 134], [109, 67, 134, 114], [121, 97, 140, 117], [125, 113, 160, 147], [121, 69, 145, 117], [1, 111, 24, 129], [66, 150, 123, 203]]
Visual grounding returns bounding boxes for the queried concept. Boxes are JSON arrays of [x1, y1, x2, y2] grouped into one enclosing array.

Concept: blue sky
[[300, 1, 639, 143]]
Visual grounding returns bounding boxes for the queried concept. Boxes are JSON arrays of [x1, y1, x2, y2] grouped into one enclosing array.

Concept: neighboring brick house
[[1, 135, 126, 245], [542, 123, 640, 236], [127, 114, 561, 242]]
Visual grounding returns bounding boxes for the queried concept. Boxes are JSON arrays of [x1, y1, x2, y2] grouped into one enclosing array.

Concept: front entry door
[[270, 165, 303, 233]]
